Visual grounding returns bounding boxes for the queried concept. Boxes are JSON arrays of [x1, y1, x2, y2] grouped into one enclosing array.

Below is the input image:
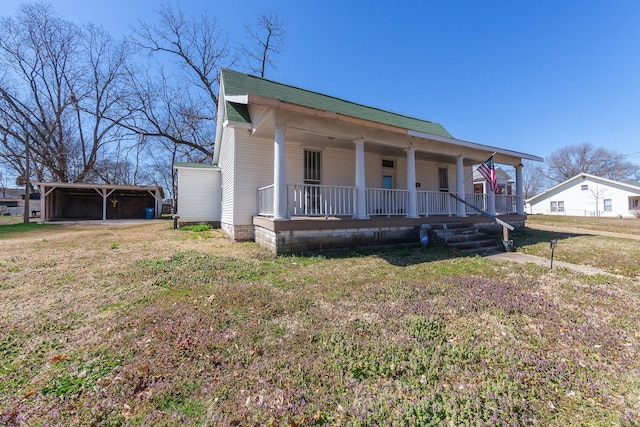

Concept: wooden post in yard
[[23, 134, 30, 224]]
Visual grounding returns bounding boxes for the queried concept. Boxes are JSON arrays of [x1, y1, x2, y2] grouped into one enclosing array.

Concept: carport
[[35, 182, 164, 223]]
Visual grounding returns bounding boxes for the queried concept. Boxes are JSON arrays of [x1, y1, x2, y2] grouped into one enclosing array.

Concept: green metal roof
[[221, 69, 453, 138]]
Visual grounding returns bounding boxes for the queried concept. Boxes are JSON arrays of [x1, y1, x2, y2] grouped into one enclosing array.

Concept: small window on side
[[382, 159, 395, 169]]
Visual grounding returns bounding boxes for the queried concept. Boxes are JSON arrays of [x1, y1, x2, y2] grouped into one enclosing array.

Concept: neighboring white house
[[526, 173, 640, 217], [176, 69, 542, 253]]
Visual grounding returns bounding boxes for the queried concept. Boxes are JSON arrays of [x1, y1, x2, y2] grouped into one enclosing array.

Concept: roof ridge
[[221, 68, 442, 127]]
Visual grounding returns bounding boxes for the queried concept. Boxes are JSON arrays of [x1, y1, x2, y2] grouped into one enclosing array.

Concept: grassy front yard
[[1, 219, 639, 425], [520, 215, 640, 276]]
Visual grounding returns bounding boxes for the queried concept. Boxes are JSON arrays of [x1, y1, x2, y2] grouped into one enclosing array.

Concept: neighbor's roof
[[526, 173, 640, 204], [221, 68, 453, 138]]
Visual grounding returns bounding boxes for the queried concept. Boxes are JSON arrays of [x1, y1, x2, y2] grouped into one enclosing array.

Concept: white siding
[[234, 132, 273, 225], [322, 147, 354, 186], [176, 167, 221, 222], [365, 152, 381, 187], [416, 161, 440, 192]]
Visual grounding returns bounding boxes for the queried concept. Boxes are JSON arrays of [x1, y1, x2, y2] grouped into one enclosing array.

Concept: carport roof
[[34, 182, 164, 197]]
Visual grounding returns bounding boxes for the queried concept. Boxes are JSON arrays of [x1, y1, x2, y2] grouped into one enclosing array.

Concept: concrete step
[[437, 232, 489, 243], [448, 238, 500, 250], [461, 244, 505, 256], [426, 222, 506, 255]]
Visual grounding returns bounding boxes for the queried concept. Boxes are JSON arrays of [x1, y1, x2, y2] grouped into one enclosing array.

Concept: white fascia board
[[223, 120, 252, 130], [212, 77, 227, 165], [225, 94, 249, 104], [407, 129, 543, 162]]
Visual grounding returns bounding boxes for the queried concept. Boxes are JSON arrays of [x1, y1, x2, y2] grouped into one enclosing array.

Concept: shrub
[[180, 224, 212, 232]]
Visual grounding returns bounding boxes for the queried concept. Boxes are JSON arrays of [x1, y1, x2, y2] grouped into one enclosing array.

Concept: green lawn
[[1, 220, 638, 425]]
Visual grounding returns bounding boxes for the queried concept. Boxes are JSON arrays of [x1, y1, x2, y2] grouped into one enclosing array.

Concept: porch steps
[[428, 222, 503, 255]]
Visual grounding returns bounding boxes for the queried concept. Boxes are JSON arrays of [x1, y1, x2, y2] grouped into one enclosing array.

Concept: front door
[[382, 175, 393, 189]]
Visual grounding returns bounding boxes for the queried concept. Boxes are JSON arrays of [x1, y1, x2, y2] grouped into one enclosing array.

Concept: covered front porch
[[243, 112, 530, 253]]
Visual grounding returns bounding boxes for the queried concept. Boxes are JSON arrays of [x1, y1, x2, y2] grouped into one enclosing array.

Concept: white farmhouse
[[176, 69, 543, 254], [526, 173, 640, 217]]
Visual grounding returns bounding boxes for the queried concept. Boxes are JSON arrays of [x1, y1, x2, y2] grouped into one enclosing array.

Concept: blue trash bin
[[145, 207, 155, 219]]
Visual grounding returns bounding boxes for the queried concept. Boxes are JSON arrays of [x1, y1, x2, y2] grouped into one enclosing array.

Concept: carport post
[[98, 188, 116, 221]]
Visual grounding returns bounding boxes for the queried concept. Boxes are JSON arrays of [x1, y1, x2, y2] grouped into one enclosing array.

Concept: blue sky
[[4, 0, 640, 164]]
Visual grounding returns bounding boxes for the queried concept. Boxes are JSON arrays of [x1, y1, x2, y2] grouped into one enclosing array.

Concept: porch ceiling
[[247, 106, 529, 166], [264, 125, 503, 167]]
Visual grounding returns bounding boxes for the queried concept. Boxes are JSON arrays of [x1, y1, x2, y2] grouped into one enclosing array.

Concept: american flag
[[478, 155, 498, 193]]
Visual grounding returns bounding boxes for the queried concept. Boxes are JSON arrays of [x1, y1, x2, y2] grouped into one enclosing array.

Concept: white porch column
[[455, 156, 466, 217], [274, 125, 287, 219], [405, 147, 418, 218], [515, 163, 525, 215], [487, 187, 496, 216], [353, 139, 368, 219]]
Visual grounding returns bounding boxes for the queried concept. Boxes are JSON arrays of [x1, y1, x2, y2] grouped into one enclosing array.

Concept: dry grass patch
[[527, 214, 640, 235], [1, 221, 639, 425]]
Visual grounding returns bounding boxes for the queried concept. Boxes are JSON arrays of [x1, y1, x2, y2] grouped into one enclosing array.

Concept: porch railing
[[258, 184, 521, 218], [495, 195, 517, 214], [367, 188, 408, 216], [257, 185, 275, 216], [417, 191, 456, 216], [465, 193, 486, 215], [290, 183, 356, 216]]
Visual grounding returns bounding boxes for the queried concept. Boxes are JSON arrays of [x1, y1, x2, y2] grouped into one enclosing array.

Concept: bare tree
[[130, 3, 230, 159], [588, 184, 609, 217], [129, 4, 286, 163], [240, 12, 286, 78], [124, 67, 216, 160], [547, 142, 636, 184], [522, 160, 548, 199], [0, 163, 9, 197], [0, 4, 132, 183]]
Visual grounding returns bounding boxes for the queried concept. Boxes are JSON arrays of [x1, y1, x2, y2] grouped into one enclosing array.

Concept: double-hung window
[[438, 168, 449, 192], [304, 150, 321, 214]]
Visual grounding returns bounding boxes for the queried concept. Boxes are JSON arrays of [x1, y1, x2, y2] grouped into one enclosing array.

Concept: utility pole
[[23, 134, 30, 224]]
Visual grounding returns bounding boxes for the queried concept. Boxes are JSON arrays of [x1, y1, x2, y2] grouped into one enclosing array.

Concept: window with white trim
[[304, 149, 321, 214], [382, 159, 395, 169], [304, 150, 321, 184], [603, 199, 612, 212], [551, 201, 564, 213]]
